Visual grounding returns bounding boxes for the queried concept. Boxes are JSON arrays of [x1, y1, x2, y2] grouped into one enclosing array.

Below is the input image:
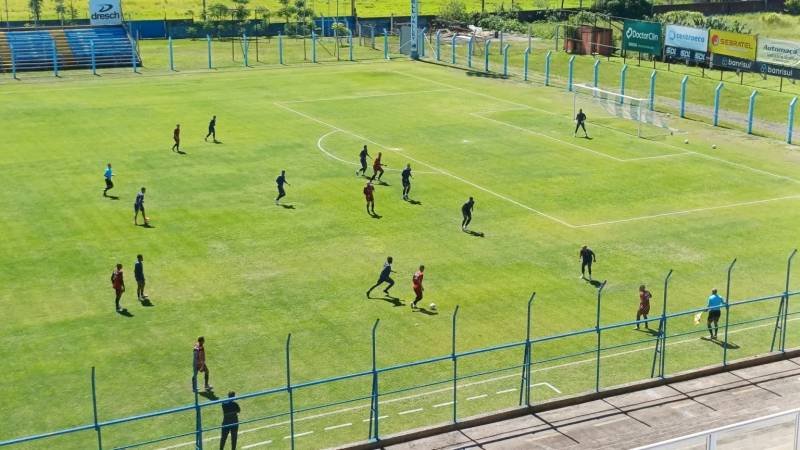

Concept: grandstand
[[0, 26, 140, 72]]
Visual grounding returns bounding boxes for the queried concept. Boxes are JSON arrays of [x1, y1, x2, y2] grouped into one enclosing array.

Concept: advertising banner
[[622, 19, 662, 56], [709, 29, 756, 60], [758, 37, 800, 68], [711, 53, 755, 71], [664, 25, 708, 53], [89, 0, 122, 25], [711, 53, 800, 79], [665, 46, 707, 64]]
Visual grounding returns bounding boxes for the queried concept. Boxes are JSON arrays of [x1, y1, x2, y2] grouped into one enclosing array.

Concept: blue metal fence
[[0, 250, 797, 449]]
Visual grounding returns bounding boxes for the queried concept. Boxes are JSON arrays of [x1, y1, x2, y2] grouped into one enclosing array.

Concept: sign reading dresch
[[89, 0, 122, 25]]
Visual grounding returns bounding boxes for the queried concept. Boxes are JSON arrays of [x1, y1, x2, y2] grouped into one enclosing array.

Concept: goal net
[[572, 84, 674, 139]]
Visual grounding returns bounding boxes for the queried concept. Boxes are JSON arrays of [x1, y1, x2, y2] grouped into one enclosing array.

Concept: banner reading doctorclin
[[622, 19, 662, 57], [709, 29, 756, 60]]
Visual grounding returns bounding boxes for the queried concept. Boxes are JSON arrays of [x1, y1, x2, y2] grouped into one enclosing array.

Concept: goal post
[[572, 83, 673, 139]]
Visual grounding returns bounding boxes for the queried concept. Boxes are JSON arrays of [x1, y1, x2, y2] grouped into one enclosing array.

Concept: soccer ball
[[429, 303, 437, 311], [712, 144, 717, 149], [684, 139, 689, 144]]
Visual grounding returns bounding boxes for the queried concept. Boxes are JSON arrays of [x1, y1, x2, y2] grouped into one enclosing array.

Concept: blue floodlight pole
[[52, 40, 58, 77], [91, 367, 102, 450], [523, 47, 530, 81], [788, 97, 798, 144], [451, 305, 460, 423], [278, 32, 284, 64], [747, 90, 758, 134], [502, 44, 510, 77], [484, 39, 491, 72], [649, 70, 657, 111], [680, 75, 688, 118], [207, 35, 212, 69], [384, 28, 389, 60], [544, 50, 551, 86], [567, 55, 575, 91], [594, 281, 607, 392], [410, 0, 419, 59], [619, 64, 628, 103], [593, 59, 600, 89], [311, 31, 317, 63], [90, 40, 96, 75], [723, 259, 737, 366], [713, 82, 724, 126], [368, 319, 380, 440], [435, 30, 441, 61], [349, 28, 354, 61], [467, 36, 474, 68], [169, 36, 174, 71], [781, 250, 798, 352], [286, 334, 295, 450]]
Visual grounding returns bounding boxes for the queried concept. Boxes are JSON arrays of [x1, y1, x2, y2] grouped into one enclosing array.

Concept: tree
[[54, 0, 66, 25], [29, 0, 43, 24], [594, 0, 651, 20], [232, 0, 250, 22], [277, 0, 296, 33], [208, 3, 229, 21], [438, 0, 469, 24]]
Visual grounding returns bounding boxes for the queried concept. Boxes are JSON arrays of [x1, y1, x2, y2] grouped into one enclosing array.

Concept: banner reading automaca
[[664, 24, 708, 63], [758, 38, 800, 68], [709, 29, 756, 60], [89, 0, 122, 25], [622, 19, 662, 57]]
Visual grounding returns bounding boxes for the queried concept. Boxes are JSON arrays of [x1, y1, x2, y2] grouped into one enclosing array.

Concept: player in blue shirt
[[356, 145, 371, 177], [205, 115, 217, 142], [134, 254, 148, 301], [706, 288, 727, 339], [366, 256, 395, 298], [134, 187, 148, 226], [275, 170, 290, 205], [401, 164, 413, 201], [103, 163, 114, 197]]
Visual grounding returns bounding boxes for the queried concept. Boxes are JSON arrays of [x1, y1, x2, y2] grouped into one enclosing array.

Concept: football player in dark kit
[[275, 170, 290, 205], [356, 145, 371, 176], [574, 108, 589, 138], [579, 245, 596, 280], [461, 197, 474, 231], [367, 256, 395, 297], [205, 115, 217, 142], [401, 164, 413, 201]]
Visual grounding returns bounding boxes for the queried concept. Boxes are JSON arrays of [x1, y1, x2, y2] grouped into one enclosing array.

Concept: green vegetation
[[2, 46, 800, 449]]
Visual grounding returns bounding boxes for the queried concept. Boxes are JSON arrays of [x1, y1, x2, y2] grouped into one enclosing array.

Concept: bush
[[438, 0, 470, 24], [785, 0, 800, 15], [477, 15, 528, 33], [594, 0, 652, 20], [651, 11, 751, 33]]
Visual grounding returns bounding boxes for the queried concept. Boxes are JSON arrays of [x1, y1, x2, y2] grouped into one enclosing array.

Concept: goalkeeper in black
[[574, 108, 589, 138]]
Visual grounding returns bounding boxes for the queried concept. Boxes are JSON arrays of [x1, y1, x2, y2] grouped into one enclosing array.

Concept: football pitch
[[2, 60, 800, 449]]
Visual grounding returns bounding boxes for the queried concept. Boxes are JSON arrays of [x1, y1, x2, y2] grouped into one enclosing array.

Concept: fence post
[[168, 36, 175, 71], [788, 97, 798, 144], [52, 40, 58, 77], [286, 333, 295, 450], [544, 50, 551, 86], [419, 27, 425, 58], [467, 36, 474, 68], [207, 35, 212, 69], [649, 70, 657, 111], [747, 90, 758, 134], [650, 270, 673, 379], [502, 44, 510, 77], [660, 270, 672, 378], [680, 75, 688, 118], [193, 379, 203, 449], [523, 47, 530, 81], [131, 37, 137, 73], [312, 31, 317, 63], [567, 55, 575, 91], [384, 29, 389, 60], [593, 59, 600, 89], [499, 30, 504, 54], [451, 305, 460, 423], [723, 259, 737, 366], [368, 319, 380, 441], [781, 250, 798, 352], [519, 292, 536, 407], [348, 29, 354, 61], [278, 33, 284, 64], [91, 367, 102, 450], [9, 43, 16, 79], [619, 64, 628, 103], [484, 39, 491, 72], [435, 30, 441, 61], [243, 33, 249, 67], [713, 82, 724, 127], [90, 40, 96, 75], [595, 281, 607, 392], [450, 34, 457, 64]]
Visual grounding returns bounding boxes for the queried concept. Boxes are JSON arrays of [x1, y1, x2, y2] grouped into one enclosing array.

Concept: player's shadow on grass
[[379, 296, 404, 307], [464, 230, 485, 238], [407, 199, 422, 205], [140, 298, 154, 307], [199, 390, 219, 401], [117, 309, 134, 318], [702, 337, 740, 349], [280, 204, 296, 209], [369, 213, 382, 219], [138, 223, 156, 229], [104, 195, 120, 200], [466, 70, 508, 80], [587, 279, 603, 288], [416, 307, 438, 316], [176, 150, 187, 155], [376, 180, 390, 186], [634, 327, 660, 336]]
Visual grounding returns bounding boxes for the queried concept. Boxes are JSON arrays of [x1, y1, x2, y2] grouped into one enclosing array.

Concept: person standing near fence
[[111, 263, 125, 313], [103, 163, 114, 197], [579, 245, 596, 281], [401, 164, 413, 201], [367, 256, 395, 298], [205, 115, 217, 142], [706, 288, 727, 340], [171, 124, 181, 152], [356, 145, 371, 177], [220, 391, 240, 450], [193, 336, 212, 392], [636, 284, 652, 329], [275, 170, 290, 205], [574, 108, 589, 138]]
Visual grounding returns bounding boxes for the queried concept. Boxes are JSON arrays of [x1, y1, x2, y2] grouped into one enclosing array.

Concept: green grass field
[[2, 56, 800, 450]]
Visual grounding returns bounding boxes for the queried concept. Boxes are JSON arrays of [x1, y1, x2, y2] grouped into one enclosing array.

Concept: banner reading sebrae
[[622, 19, 662, 57], [709, 29, 756, 60], [758, 38, 800, 68]]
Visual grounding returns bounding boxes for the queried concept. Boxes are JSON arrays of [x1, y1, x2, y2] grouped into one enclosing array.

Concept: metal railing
[[0, 250, 797, 449]]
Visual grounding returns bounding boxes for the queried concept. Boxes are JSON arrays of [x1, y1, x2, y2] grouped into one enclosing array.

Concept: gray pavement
[[387, 357, 800, 450]]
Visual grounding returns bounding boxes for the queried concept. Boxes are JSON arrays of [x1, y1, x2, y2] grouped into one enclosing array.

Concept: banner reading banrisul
[[622, 20, 662, 57], [758, 38, 800, 68], [709, 29, 756, 60]]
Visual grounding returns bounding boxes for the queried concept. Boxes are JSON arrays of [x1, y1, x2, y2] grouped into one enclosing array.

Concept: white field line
[[324, 422, 353, 431], [433, 401, 455, 408], [574, 195, 800, 228], [157, 316, 797, 450], [282, 431, 314, 439], [275, 101, 576, 228], [281, 87, 458, 104], [241, 439, 272, 449], [395, 69, 800, 184], [535, 382, 562, 394], [398, 408, 424, 415], [467, 394, 488, 401], [496, 388, 518, 394], [316, 130, 438, 174]]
